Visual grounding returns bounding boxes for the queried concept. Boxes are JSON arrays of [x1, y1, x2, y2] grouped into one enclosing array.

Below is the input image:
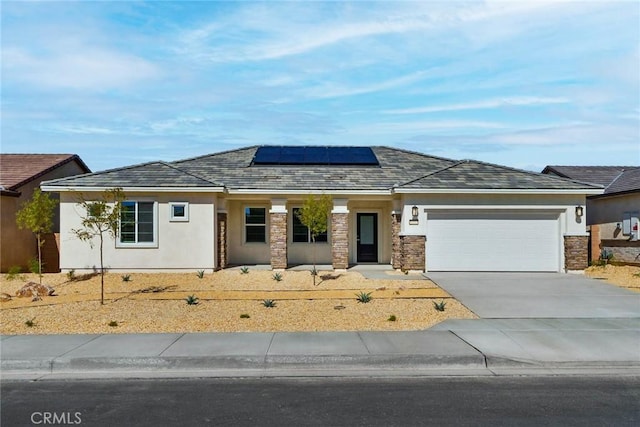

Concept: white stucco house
[[41, 146, 602, 273]]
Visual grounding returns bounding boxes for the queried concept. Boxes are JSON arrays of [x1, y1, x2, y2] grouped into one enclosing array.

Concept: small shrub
[[121, 274, 131, 282], [240, 313, 251, 319], [388, 314, 397, 322], [310, 268, 318, 276], [25, 317, 36, 327], [433, 300, 447, 312], [27, 258, 41, 275], [355, 291, 372, 303], [597, 249, 614, 266], [185, 294, 199, 305], [196, 270, 205, 279], [272, 272, 283, 282], [108, 320, 118, 327], [66, 269, 76, 281], [5, 266, 23, 281], [240, 266, 249, 274], [634, 272, 640, 278], [262, 299, 277, 308]]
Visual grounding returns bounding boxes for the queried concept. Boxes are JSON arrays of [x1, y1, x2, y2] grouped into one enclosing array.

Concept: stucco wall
[[586, 193, 640, 226], [227, 200, 271, 265], [58, 192, 216, 272]]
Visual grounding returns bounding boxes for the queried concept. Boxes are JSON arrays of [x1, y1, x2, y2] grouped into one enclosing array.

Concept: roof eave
[[393, 188, 605, 195], [41, 185, 225, 193]]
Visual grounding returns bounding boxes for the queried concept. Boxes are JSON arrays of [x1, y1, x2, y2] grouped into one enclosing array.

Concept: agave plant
[[355, 291, 373, 303], [433, 300, 447, 312], [262, 299, 277, 308], [185, 294, 200, 305]]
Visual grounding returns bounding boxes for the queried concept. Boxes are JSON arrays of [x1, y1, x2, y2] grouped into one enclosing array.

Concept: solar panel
[[252, 146, 379, 166]]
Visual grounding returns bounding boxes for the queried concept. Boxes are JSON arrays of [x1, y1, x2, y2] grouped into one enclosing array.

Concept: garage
[[426, 210, 561, 272]]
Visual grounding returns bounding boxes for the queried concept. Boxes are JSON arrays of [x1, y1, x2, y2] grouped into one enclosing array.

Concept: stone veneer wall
[[391, 213, 402, 269], [564, 235, 588, 270], [270, 212, 287, 269], [331, 213, 349, 269], [600, 240, 640, 264], [401, 235, 425, 271], [216, 213, 227, 270]]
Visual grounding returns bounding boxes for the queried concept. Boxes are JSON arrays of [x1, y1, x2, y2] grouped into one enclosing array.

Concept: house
[[542, 166, 640, 264], [41, 146, 602, 273], [0, 154, 91, 272]]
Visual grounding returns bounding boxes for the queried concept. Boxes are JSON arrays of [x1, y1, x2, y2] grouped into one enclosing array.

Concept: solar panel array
[[252, 146, 379, 166]]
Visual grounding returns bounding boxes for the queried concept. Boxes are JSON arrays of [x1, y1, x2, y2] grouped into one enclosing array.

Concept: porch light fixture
[[575, 206, 584, 218], [409, 205, 419, 225]]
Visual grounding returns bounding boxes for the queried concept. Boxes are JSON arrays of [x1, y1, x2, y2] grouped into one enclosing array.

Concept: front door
[[357, 213, 378, 262]]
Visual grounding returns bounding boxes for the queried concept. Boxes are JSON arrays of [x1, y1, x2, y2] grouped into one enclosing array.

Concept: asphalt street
[[2, 376, 639, 426]]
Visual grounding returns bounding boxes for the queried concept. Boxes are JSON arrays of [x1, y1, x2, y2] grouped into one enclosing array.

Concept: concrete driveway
[[427, 272, 640, 318]]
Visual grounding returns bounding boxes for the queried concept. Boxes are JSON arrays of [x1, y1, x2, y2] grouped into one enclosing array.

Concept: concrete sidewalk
[[2, 318, 639, 379]]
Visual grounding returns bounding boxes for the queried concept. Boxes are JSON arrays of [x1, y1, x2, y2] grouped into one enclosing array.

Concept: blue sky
[[2, 1, 639, 172]]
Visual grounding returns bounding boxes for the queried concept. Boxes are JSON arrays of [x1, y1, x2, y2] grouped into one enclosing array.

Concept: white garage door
[[427, 210, 561, 272]]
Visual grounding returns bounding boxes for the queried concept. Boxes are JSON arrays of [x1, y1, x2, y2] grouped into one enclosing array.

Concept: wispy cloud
[[384, 97, 571, 114]]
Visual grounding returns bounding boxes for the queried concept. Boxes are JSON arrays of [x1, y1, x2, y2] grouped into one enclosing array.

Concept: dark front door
[[357, 213, 378, 262]]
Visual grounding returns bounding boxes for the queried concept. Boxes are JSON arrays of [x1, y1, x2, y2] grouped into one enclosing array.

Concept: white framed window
[[292, 207, 328, 243], [244, 207, 267, 243], [169, 202, 189, 222], [117, 200, 158, 248]]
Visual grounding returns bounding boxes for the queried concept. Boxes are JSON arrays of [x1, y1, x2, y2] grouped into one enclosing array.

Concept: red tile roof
[[0, 154, 90, 190]]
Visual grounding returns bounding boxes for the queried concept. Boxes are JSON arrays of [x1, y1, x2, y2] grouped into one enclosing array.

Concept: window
[[245, 207, 266, 243], [169, 202, 189, 222], [119, 201, 157, 246], [292, 207, 328, 243]]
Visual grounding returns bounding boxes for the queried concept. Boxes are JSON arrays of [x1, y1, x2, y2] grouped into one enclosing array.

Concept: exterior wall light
[[575, 206, 584, 218], [409, 205, 419, 225]]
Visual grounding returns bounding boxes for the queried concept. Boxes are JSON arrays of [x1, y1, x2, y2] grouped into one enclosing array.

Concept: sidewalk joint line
[[57, 334, 103, 358], [447, 330, 489, 370], [158, 333, 186, 357], [356, 332, 372, 354], [264, 333, 276, 363]]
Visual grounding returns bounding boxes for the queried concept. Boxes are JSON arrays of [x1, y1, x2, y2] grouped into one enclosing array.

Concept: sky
[[2, 0, 639, 173]]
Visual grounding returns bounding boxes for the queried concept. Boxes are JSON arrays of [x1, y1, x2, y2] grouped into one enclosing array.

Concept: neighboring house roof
[[0, 154, 91, 191], [42, 146, 601, 193], [542, 165, 640, 196]]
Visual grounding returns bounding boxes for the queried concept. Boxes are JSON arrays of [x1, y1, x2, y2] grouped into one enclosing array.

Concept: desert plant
[[240, 313, 251, 319], [108, 320, 118, 327], [599, 249, 614, 265], [296, 194, 332, 285], [272, 272, 283, 282], [25, 317, 36, 327], [185, 294, 199, 305], [310, 268, 318, 277], [5, 266, 24, 281], [16, 189, 58, 285], [27, 258, 41, 275], [121, 274, 131, 282], [355, 291, 372, 303], [262, 299, 277, 308], [66, 269, 76, 281], [71, 188, 125, 305], [240, 266, 249, 274], [388, 314, 397, 322], [196, 270, 205, 279], [433, 300, 447, 312]]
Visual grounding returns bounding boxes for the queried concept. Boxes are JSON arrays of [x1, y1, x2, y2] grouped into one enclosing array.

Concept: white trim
[[331, 198, 350, 214], [42, 186, 224, 193], [229, 189, 392, 195], [269, 198, 288, 214], [169, 202, 189, 222], [423, 205, 567, 211], [395, 188, 603, 195]]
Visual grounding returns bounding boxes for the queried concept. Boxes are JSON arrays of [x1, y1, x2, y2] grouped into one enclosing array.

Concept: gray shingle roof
[[43, 146, 601, 192], [542, 165, 639, 195], [398, 160, 598, 190], [43, 161, 221, 188]]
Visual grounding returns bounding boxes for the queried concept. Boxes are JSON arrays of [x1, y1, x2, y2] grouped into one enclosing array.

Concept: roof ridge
[[4, 154, 91, 190], [41, 160, 166, 186], [172, 145, 260, 165], [376, 145, 458, 164], [396, 160, 467, 188], [605, 169, 627, 191], [158, 161, 223, 186]]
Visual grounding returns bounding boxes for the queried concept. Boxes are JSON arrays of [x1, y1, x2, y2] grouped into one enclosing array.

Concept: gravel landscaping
[[585, 264, 640, 292], [0, 269, 475, 335]]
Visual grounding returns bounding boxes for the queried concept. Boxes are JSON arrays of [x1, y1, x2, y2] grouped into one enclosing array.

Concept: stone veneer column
[[400, 235, 426, 271], [216, 212, 227, 270], [391, 213, 402, 269], [564, 235, 588, 270], [331, 214, 349, 270], [270, 212, 287, 270]]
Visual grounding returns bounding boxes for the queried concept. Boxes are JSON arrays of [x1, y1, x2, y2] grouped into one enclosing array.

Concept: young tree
[[72, 188, 124, 305], [296, 194, 332, 285], [16, 189, 58, 285]]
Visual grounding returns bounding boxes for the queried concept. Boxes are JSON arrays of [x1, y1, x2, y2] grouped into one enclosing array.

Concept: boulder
[[15, 282, 56, 298], [0, 293, 11, 302]]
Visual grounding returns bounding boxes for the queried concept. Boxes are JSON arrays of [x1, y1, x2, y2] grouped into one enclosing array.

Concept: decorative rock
[[15, 282, 56, 298], [0, 293, 12, 302]]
